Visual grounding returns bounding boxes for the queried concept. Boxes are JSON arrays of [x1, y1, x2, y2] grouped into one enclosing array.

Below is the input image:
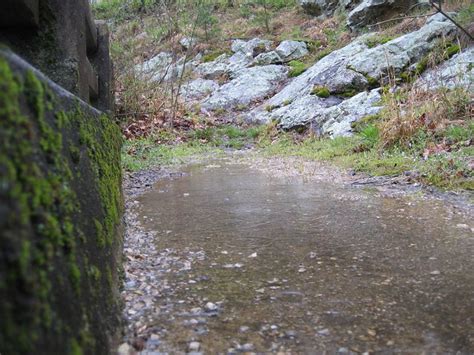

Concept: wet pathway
[[121, 158, 474, 354]]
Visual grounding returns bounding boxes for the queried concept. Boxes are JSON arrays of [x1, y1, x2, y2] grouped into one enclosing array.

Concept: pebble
[[239, 326, 250, 333], [239, 343, 254, 351], [117, 343, 132, 355], [317, 328, 330, 336], [188, 341, 201, 351], [284, 330, 298, 338], [430, 270, 441, 276], [204, 302, 218, 312]]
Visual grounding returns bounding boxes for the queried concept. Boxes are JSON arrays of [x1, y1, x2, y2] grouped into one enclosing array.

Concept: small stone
[[204, 302, 218, 312], [255, 288, 265, 294], [239, 326, 250, 333], [117, 343, 132, 355], [240, 343, 254, 351], [284, 330, 298, 338], [267, 278, 280, 285], [430, 270, 441, 276], [456, 224, 469, 229], [386, 340, 395, 346], [188, 341, 201, 351], [317, 328, 330, 336], [298, 267, 307, 273], [248, 252, 257, 258]]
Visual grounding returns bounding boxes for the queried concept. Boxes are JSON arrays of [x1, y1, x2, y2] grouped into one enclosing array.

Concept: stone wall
[[0, 0, 114, 113], [0, 48, 123, 355], [0, 1, 122, 354]]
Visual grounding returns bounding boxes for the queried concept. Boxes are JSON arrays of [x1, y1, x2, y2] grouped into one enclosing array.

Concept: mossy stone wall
[[0, 50, 123, 354]]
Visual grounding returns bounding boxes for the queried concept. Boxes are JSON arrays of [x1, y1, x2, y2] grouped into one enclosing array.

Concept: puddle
[[126, 160, 474, 353]]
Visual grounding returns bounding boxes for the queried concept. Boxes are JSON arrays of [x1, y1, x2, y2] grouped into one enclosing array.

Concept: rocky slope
[[134, 1, 472, 138]]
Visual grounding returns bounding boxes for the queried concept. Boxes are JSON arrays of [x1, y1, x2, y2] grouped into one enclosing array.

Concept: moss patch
[[311, 85, 330, 98]]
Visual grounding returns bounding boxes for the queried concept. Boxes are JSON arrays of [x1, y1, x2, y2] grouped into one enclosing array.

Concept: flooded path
[[121, 157, 474, 354]]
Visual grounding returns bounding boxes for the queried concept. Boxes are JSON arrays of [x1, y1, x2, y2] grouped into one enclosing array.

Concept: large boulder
[[181, 78, 219, 101], [253, 51, 283, 65], [415, 46, 474, 92], [319, 89, 382, 137], [231, 38, 273, 57], [196, 54, 230, 79], [201, 65, 288, 111], [136, 52, 199, 82], [252, 95, 343, 127], [349, 13, 457, 79], [347, 0, 418, 30], [299, 0, 339, 16], [299, 0, 361, 16]]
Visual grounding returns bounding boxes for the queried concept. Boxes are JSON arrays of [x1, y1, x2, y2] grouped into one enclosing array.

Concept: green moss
[[288, 60, 306, 77], [366, 75, 379, 88], [415, 56, 429, 75], [88, 266, 102, 282], [445, 43, 460, 58], [70, 339, 83, 355], [94, 218, 106, 248], [69, 263, 81, 292], [311, 85, 330, 98], [0, 57, 123, 353], [202, 50, 228, 63], [69, 145, 81, 164], [351, 113, 381, 133], [365, 34, 395, 49]]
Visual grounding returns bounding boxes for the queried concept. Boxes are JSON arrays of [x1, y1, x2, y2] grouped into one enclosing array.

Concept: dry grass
[[380, 87, 473, 148]]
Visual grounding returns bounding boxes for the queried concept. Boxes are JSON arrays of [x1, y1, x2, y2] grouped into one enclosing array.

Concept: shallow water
[[134, 160, 474, 353]]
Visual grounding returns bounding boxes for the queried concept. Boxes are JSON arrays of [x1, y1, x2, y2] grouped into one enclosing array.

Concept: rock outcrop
[[275, 40, 309, 62], [247, 13, 458, 132], [415, 46, 474, 91], [202, 65, 288, 111], [299, 0, 360, 17], [347, 0, 418, 30]]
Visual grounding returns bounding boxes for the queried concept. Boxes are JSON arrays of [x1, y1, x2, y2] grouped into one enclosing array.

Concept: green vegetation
[[122, 125, 268, 171], [311, 85, 330, 98], [288, 60, 306, 77], [365, 34, 395, 48]]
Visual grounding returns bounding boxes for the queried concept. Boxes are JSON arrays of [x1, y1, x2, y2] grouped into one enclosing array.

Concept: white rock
[[275, 40, 309, 62], [202, 65, 288, 111], [188, 341, 201, 351]]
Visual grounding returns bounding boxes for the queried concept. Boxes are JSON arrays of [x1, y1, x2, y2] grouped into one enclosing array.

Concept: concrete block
[[85, 57, 99, 100], [85, 4, 98, 54], [92, 20, 114, 113], [0, 0, 39, 27]]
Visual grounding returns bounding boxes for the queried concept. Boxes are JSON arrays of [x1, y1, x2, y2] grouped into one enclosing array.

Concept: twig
[[429, 1, 474, 41], [368, 13, 436, 28]]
